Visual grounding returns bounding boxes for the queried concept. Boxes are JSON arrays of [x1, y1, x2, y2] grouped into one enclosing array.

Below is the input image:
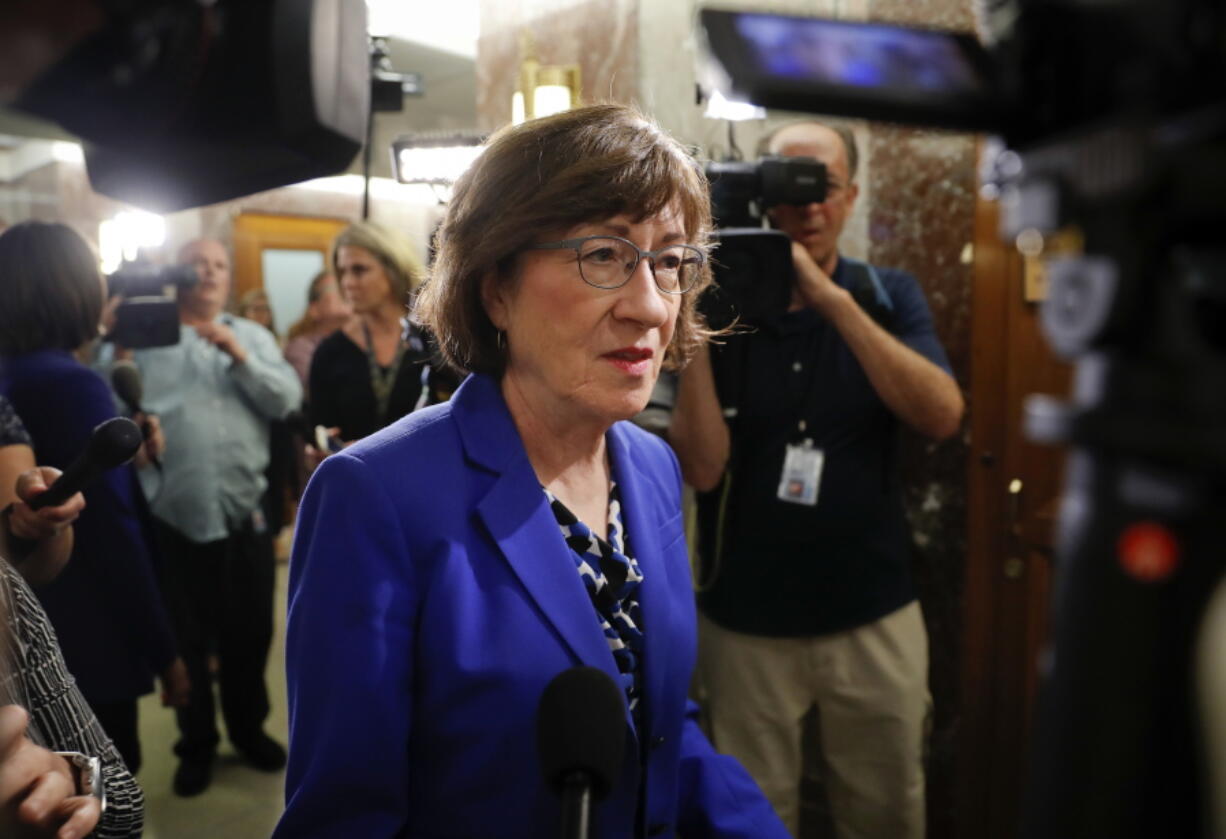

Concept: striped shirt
[[0, 558, 143, 837]]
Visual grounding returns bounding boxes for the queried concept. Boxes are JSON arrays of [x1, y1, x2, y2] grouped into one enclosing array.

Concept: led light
[[704, 89, 767, 122], [395, 145, 484, 185], [99, 210, 165, 274], [51, 141, 84, 163]]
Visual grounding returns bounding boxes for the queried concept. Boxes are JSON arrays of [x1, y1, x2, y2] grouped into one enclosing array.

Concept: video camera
[[701, 1, 1226, 836], [105, 262, 198, 349], [9, 0, 368, 212], [701, 156, 825, 328]]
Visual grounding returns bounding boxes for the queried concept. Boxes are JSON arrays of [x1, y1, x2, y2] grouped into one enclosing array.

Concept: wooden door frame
[[231, 212, 351, 302], [959, 193, 1013, 837]]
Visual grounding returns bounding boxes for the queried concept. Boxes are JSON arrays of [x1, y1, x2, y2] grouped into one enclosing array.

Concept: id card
[[777, 440, 824, 506]]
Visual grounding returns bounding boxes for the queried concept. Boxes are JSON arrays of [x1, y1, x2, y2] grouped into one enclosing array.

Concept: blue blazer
[[0, 350, 177, 704], [275, 374, 787, 839]]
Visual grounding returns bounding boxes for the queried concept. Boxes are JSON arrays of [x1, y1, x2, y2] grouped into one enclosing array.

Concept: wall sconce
[[511, 33, 581, 125]]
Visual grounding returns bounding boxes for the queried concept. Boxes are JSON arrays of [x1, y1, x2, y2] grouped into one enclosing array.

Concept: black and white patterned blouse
[[545, 482, 646, 717], [0, 394, 33, 448], [0, 558, 144, 837]]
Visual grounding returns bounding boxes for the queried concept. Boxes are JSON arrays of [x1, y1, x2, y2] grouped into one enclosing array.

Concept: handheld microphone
[[29, 417, 143, 510], [111, 361, 160, 470], [110, 361, 145, 415], [536, 667, 626, 839]]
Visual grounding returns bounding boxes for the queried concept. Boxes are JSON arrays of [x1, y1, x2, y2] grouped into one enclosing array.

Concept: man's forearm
[[669, 346, 731, 492], [824, 291, 964, 440]]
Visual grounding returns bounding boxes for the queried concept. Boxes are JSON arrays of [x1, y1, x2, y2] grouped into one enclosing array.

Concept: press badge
[[777, 439, 824, 506]]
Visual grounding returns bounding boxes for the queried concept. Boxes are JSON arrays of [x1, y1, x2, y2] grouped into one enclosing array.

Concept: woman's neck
[[501, 373, 608, 494], [360, 300, 402, 334]]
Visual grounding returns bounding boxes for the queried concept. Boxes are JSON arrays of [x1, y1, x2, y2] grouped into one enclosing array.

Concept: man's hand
[[159, 658, 191, 708], [130, 413, 165, 470], [8, 469, 84, 543], [791, 241, 850, 316], [193, 322, 249, 364], [0, 706, 101, 839]]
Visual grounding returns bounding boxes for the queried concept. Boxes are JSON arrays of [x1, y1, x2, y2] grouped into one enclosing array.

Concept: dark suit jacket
[[275, 373, 786, 838]]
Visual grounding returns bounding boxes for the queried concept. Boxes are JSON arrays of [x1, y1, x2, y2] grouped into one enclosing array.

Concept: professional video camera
[[701, 1, 1226, 836], [8, 0, 368, 211], [105, 262, 198, 349], [701, 156, 825, 327]]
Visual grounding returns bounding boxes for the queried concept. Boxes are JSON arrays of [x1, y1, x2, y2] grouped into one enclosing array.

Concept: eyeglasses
[[525, 235, 706, 294]]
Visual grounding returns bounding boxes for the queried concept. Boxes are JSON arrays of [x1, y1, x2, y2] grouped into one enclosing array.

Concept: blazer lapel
[[606, 424, 673, 733], [455, 376, 626, 707]]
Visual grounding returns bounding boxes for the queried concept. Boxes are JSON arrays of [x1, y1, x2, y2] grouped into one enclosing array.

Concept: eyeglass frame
[[523, 235, 706, 295]]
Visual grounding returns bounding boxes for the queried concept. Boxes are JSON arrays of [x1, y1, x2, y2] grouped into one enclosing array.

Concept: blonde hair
[[331, 222, 424, 306]]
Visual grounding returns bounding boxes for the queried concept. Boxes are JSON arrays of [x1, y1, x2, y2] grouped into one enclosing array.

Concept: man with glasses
[[670, 121, 963, 838]]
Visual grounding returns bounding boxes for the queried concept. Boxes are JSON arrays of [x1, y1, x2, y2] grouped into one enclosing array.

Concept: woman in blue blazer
[[276, 105, 789, 838], [0, 222, 187, 778]]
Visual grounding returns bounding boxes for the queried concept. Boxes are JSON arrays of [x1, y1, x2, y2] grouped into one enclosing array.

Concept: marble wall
[[475, 0, 638, 132], [864, 5, 976, 835]]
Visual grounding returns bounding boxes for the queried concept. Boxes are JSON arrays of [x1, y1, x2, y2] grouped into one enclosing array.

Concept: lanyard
[[361, 320, 407, 426]]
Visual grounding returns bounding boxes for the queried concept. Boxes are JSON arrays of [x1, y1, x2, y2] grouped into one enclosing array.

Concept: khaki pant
[[698, 602, 932, 839]]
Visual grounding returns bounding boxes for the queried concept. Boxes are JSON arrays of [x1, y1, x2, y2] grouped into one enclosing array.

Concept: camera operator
[[110, 238, 302, 797], [671, 120, 963, 838]]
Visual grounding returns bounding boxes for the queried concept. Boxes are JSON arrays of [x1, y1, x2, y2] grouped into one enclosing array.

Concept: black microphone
[[110, 361, 145, 415], [537, 666, 626, 839], [29, 417, 142, 510], [111, 361, 161, 471]]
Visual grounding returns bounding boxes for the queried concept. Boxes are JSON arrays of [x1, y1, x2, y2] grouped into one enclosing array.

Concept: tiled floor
[[135, 560, 291, 839]]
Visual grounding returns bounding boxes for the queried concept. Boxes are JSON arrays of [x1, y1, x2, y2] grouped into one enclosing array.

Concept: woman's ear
[[480, 270, 507, 331]]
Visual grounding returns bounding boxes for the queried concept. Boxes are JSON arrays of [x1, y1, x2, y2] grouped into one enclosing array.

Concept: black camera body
[[105, 263, 199, 349], [702, 156, 826, 328], [706, 156, 826, 229]]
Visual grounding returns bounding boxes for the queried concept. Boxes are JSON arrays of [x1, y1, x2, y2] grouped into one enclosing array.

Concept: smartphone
[[700, 9, 1006, 134], [314, 426, 344, 454]]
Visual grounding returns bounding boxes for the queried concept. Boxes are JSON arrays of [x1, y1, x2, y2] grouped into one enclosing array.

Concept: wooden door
[[231, 213, 350, 336], [957, 197, 1073, 838]]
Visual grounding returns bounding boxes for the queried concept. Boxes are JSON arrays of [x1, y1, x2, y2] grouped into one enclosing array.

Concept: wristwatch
[[54, 752, 106, 813]]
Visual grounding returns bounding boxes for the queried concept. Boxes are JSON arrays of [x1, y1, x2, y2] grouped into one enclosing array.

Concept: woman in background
[[0, 222, 189, 776], [308, 222, 441, 444], [237, 287, 277, 340], [283, 271, 352, 393]]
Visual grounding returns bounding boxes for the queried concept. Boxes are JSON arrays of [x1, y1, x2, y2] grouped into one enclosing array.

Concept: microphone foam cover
[[536, 666, 626, 801], [88, 417, 144, 468], [111, 361, 143, 410]]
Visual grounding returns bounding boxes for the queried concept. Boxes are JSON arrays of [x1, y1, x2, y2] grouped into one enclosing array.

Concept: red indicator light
[[1117, 522, 1180, 583]]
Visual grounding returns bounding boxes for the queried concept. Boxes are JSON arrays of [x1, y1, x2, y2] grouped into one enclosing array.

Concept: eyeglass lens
[[576, 237, 701, 292]]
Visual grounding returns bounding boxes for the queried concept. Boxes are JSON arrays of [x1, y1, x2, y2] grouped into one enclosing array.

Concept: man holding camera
[[126, 238, 301, 797], [671, 121, 963, 838]]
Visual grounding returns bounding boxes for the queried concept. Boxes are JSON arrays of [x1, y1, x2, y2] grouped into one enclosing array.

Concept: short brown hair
[[0, 221, 103, 356], [331, 221, 423, 306], [415, 103, 715, 377]]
